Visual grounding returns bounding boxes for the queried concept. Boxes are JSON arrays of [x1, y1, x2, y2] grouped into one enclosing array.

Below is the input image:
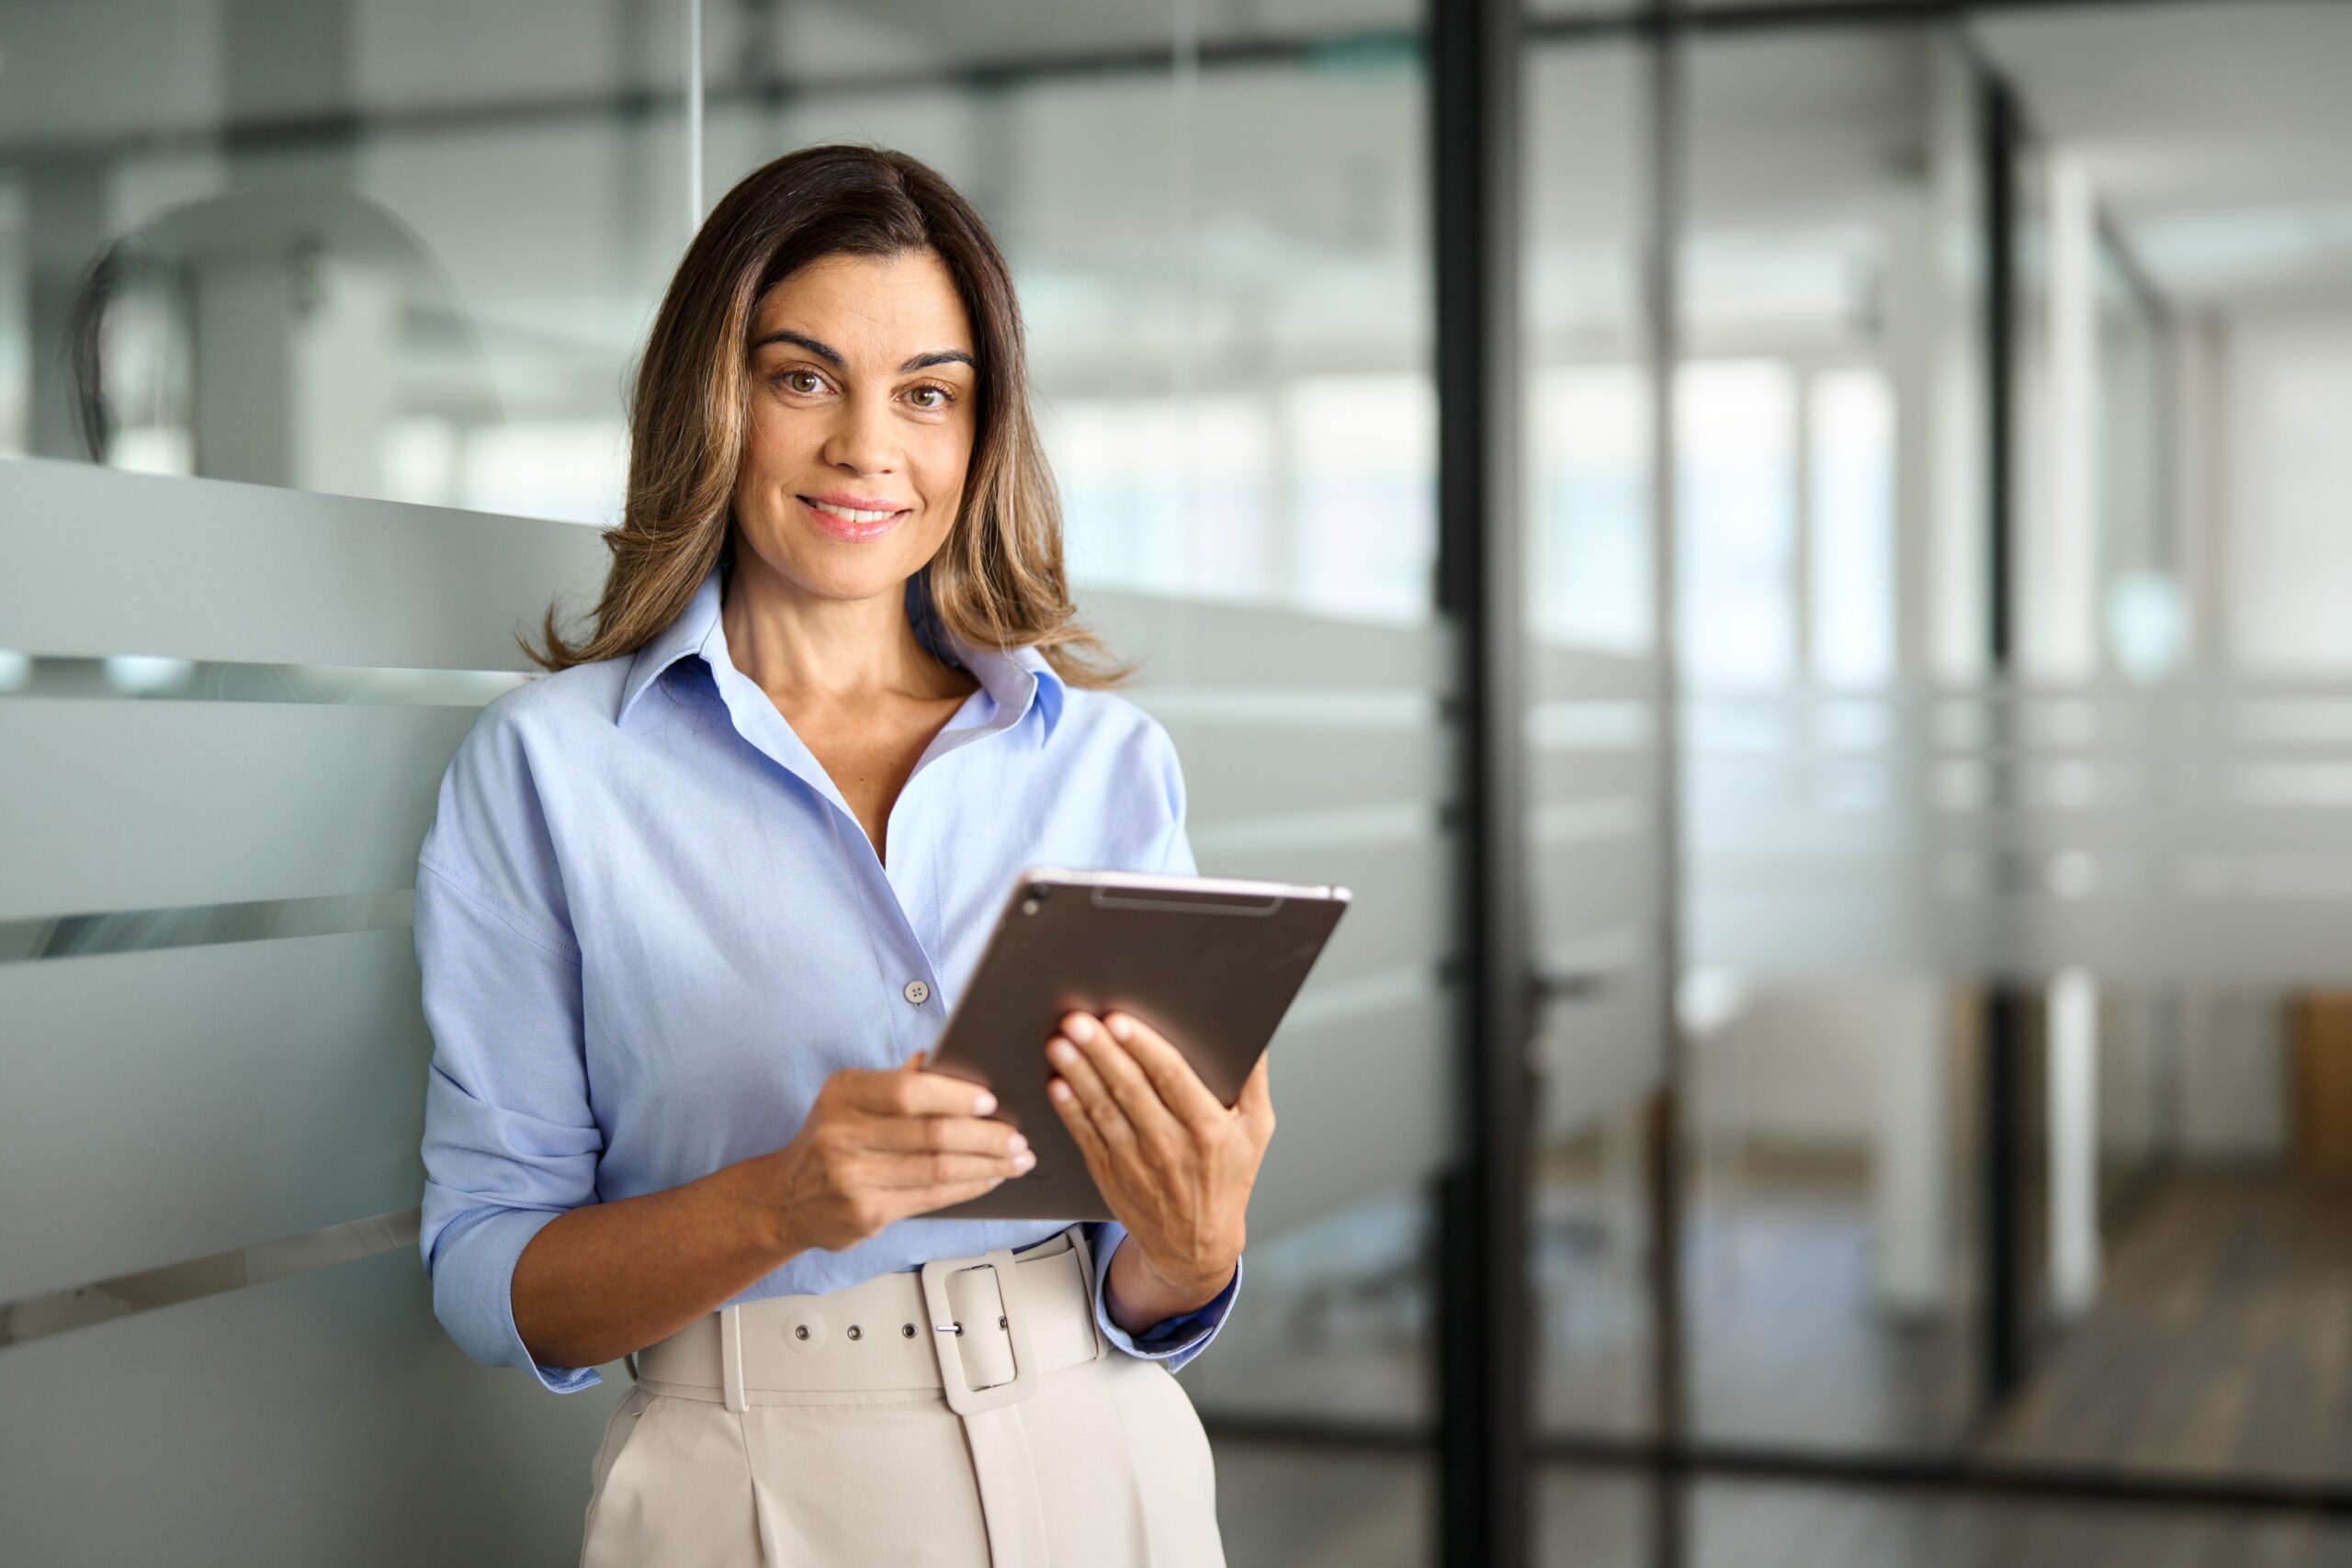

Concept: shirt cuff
[[1083, 1222, 1242, 1374], [426, 1205, 603, 1395]]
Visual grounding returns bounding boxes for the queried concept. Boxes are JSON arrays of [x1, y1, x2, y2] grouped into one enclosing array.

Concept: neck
[[719, 552, 961, 705]]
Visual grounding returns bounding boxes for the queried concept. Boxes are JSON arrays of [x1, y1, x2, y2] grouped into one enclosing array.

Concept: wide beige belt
[[632, 1228, 1105, 1565], [635, 1225, 1106, 1413]]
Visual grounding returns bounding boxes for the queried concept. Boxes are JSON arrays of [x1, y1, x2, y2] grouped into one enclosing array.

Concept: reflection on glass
[[0, 0, 689, 524]]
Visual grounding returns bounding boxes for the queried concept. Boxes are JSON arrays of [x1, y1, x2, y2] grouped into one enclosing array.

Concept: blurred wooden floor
[[1211, 1453, 2352, 1568], [1984, 1172, 2352, 1483], [1205, 1169, 2352, 1564]]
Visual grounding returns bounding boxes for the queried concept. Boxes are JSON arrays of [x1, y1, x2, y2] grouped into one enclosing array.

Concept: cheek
[[914, 424, 976, 515], [741, 401, 818, 479]]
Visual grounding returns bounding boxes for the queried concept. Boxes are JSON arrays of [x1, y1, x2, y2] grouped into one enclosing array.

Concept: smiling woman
[[413, 142, 1250, 1566], [525, 145, 1119, 690], [735, 254, 977, 609]]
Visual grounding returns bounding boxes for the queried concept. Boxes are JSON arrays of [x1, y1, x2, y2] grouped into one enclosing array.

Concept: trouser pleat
[[961, 1401, 1052, 1565], [737, 1406, 808, 1564]]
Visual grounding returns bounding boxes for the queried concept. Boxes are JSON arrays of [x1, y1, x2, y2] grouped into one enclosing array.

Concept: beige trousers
[[577, 1235, 1227, 1567]]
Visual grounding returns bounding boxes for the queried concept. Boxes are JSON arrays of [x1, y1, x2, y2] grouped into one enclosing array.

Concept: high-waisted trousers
[[576, 1227, 1227, 1567]]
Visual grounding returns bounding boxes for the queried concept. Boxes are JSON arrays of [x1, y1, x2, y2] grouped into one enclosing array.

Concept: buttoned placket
[[691, 628, 1040, 1071]]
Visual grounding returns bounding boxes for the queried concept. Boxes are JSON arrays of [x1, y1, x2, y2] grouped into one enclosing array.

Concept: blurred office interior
[[6, 0, 2352, 1562]]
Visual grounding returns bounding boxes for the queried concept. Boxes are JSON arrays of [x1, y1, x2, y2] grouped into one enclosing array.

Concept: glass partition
[[1521, 27, 1663, 1456], [1669, 17, 1991, 1458]]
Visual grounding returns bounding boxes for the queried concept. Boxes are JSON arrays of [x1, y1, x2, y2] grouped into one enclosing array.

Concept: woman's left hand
[[1045, 1011, 1273, 1327]]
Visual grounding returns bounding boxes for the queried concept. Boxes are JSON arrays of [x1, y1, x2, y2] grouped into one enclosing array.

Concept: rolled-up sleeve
[[1081, 1222, 1241, 1372], [413, 707, 605, 1394]]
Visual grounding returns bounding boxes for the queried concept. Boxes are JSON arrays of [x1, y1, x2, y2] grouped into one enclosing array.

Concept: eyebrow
[[900, 349, 977, 372], [751, 329, 975, 374]]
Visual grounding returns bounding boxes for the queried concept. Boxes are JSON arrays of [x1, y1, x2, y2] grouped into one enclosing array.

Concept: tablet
[[924, 866, 1351, 1221]]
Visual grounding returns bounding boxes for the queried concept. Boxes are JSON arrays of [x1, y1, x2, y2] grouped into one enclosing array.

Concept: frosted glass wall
[[0, 0, 1453, 1559]]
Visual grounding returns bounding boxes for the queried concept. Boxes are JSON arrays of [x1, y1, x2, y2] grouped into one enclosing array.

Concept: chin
[[787, 544, 923, 604], [736, 525, 909, 602]]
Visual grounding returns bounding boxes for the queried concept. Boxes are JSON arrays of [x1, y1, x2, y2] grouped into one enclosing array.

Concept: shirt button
[[903, 980, 931, 1006]]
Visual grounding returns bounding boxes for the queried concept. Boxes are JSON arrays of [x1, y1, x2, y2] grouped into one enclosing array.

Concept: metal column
[[1430, 0, 1532, 1562]]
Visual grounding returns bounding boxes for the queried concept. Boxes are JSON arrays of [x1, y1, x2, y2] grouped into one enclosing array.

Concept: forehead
[[750, 249, 973, 355]]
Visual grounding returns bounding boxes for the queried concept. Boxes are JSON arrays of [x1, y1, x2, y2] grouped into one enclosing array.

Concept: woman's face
[[731, 248, 978, 606]]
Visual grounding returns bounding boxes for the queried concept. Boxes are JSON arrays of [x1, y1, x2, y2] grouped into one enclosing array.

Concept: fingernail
[[974, 1091, 998, 1117], [1008, 1132, 1029, 1154], [1066, 1015, 1095, 1042], [1048, 1078, 1072, 1104], [1046, 1039, 1077, 1066], [1107, 1014, 1134, 1043], [1014, 1150, 1037, 1172]]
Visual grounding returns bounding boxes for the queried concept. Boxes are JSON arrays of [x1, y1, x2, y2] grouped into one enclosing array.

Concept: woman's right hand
[[758, 1051, 1035, 1253]]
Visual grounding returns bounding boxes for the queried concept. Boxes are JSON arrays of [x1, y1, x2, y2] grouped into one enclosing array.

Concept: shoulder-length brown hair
[[526, 142, 1124, 685]]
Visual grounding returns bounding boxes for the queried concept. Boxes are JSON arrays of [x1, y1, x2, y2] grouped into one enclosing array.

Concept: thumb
[[904, 1048, 930, 1072]]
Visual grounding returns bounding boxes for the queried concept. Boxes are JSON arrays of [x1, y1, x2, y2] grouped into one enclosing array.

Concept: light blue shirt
[[414, 560, 1238, 1393]]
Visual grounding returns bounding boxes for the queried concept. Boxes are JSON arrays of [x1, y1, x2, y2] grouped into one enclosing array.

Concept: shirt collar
[[615, 562, 1067, 744], [616, 562, 726, 727], [930, 618, 1066, 747]]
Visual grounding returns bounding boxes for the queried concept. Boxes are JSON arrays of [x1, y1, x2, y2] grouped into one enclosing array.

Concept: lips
[[798, 494, 909, 541]]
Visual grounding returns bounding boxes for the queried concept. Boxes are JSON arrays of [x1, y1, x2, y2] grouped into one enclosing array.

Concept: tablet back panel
[[928, 871, 1350, 1221]]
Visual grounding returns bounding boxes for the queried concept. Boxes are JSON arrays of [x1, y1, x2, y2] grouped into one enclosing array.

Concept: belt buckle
[[919, 1248, 1038, 1416]]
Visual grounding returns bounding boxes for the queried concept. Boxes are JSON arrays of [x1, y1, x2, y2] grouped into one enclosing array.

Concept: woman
[[413, 143, 1271, 1565]]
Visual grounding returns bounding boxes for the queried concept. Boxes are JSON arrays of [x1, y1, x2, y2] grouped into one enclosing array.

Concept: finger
[[1103, 1012, 1225, 1130], [861, 1113, 1030, 1159], [1048, 1074, 1112, 1171], [836, 1064, 997, 1121], [870, 1149, 1035, 1190], [909, 1175, 1023, 1218], [1058, 1013, 1182, 1139], [1046, 1028, 1137, 1148]]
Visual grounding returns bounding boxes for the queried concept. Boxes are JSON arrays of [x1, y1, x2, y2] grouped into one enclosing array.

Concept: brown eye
[[908, 385, 952, 411], [782, 369, 826, 395]]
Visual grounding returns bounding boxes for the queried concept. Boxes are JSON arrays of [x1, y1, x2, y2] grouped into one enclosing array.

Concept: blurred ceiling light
[[2134, 204, 2352, 295], [2106, 570, 2187, 683], [101, 655, 194, 695]]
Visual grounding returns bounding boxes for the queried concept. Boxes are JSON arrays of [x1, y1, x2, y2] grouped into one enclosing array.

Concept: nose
[[820, 388, 899, 477]]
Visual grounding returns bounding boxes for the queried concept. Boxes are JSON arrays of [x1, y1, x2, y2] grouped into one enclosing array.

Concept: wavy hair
[[527, 143, 1123, 685]]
